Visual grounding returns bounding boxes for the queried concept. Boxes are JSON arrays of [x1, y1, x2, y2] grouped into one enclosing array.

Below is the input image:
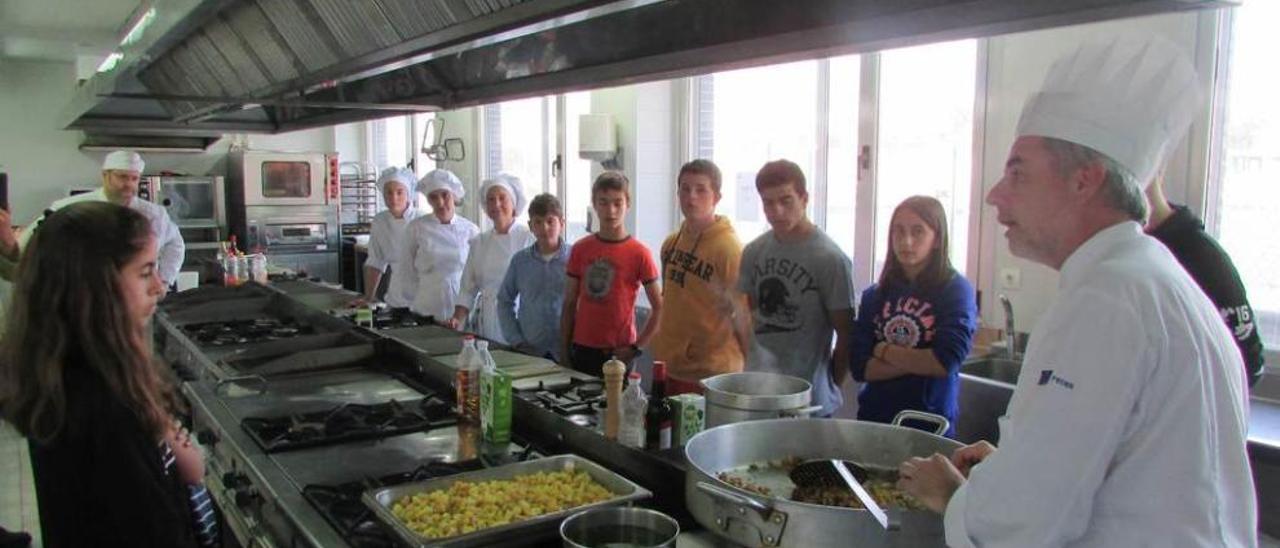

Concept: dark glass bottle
[[645, 361, 673, 450]]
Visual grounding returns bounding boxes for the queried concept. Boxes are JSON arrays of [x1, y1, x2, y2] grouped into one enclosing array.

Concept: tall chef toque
[[1015, 35, 1203, 187], [102, 150, 145, 173]]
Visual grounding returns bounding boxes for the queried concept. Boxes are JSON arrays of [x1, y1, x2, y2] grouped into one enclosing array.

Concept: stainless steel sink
[[961, 356, 1023, 385]]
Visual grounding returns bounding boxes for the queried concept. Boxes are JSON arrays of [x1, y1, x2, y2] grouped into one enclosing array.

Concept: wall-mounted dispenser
[[579, 114, 620, 170]]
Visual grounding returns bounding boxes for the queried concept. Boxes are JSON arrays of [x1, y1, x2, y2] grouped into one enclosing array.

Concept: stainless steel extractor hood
[[63, 0, 1239, 137]]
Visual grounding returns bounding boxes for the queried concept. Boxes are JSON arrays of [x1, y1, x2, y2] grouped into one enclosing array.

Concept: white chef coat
[[944, 222, 1255, 547], [18, 189, 185, 284], [400, 214, 480, 319], [456, 225, 535, 342], [364, 208, 422, 308]]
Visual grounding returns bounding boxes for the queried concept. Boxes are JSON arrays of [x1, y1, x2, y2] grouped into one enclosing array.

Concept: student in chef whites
[[652, 159, 749, 394], [1145, 171, 1266, 387], [738, 159, 854, 417], [850, 195, 977, 437], [4, 150, 185, 287], [445, 174, 535, 342], [497, 193, 571, 361], [362, 167, 422, 307], [400, 169, 481, 321], [897, 37, 1257, 546]]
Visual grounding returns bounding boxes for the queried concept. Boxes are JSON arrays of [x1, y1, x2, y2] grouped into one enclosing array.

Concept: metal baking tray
[[362, 454, 652, 547]]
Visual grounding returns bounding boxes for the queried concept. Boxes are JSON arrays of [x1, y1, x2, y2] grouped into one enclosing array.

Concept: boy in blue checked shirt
[[498, 194, 571, 360]]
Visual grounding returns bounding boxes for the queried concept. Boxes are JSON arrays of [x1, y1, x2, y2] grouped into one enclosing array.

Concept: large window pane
[[701, 61, 819, 243], [1215, 2, 1280, 349], [826, 55, 861, 260], [872, 40, 977, 279], [564, 92, 594, 239], [484, 97, 552, 196]]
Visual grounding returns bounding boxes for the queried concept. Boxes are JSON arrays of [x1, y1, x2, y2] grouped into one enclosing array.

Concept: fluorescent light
[[96, 52, 124, 73], [120, 7, 157, 47]]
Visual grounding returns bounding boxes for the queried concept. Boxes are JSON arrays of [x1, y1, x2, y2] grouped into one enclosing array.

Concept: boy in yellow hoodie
[[652, 160, 750, 394]]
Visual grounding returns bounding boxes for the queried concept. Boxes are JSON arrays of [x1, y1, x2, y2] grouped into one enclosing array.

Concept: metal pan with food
[[684, 413, 960, 548], [362, 454, 651, 547]]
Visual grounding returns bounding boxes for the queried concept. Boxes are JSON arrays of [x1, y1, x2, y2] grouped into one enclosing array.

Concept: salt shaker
[[602, 356, 626, 440]]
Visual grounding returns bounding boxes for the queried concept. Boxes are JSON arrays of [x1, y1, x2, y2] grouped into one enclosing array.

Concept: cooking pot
[[560, 507, 679, 548], [684, 414, 960, 547], [701, 372, 822, 427]]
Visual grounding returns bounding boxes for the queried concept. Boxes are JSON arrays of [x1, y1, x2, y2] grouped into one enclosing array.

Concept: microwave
[[146, 176, 225, 228], [228, 151, 335, 207]]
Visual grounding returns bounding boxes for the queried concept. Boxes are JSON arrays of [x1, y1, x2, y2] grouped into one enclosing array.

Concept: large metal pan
[[684, 415, 961, 547]]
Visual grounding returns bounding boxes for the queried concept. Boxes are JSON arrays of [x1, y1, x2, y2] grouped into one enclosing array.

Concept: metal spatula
[[789, 460, 891, 529]]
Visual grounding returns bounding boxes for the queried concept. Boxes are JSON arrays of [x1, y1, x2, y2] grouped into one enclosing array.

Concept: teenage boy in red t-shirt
[[559, 171, 664, 376]]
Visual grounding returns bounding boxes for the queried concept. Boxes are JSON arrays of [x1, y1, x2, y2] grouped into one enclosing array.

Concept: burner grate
[[241, 397, 455, 453]]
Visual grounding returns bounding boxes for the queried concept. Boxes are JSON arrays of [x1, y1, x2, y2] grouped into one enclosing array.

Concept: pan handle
[[697, 481, 773, 515], [779, 405, 824, 419], [892, 410, 950, 436], [696, 482, 787, 546]]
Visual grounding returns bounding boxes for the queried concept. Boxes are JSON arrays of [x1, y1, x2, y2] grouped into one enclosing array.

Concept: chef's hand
[[950, 441, 997, 477], [442, 315, 463, 330], [898, 454, 965, 514]]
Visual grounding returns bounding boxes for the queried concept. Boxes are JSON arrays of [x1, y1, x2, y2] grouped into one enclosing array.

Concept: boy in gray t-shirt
[[737, 160, 855, 416]]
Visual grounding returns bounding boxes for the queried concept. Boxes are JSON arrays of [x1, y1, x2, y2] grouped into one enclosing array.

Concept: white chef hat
[[102, 150, 144, 173], [377, 166, 416, 193], [1015, 35, 1203, 187], [416, 169, 465, 200], [480, 173, 527, 217]]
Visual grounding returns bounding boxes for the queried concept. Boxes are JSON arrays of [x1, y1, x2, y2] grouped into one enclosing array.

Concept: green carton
[[481, 369, 512, 445], [668, 393, 705, 445]]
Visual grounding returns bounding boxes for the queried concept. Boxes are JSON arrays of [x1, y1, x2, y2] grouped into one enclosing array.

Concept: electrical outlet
[[999, 267, 1022, 289]]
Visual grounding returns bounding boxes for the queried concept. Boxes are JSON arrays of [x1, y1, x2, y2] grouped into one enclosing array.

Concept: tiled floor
[[0, 422, 40, 547]]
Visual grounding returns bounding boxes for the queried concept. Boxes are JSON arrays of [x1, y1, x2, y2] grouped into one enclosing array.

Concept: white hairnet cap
[[480, 174, 527, 217], [377, 166, 417, 193], [102, 150, 144, 173], [416, 169, 465, 199], [1016, 35, 1203, 187]]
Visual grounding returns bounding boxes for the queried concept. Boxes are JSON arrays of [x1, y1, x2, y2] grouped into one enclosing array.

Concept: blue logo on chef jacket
[[1037, 369, 1075, 390]]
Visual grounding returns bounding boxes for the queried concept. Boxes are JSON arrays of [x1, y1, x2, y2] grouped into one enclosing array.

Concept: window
[[483, 97, 556, 195], [372, 115, 410, 171], [825, 55, 862, 260], [1213, 1, 1280, 350], [563, 91, 594, 238], [871, 40, 977, 280]]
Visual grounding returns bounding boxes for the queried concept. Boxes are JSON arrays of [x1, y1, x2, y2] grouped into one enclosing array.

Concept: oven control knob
[[234, 488, 259, 507], [196, 429, 218, 446], [222, 472, 250, 489]]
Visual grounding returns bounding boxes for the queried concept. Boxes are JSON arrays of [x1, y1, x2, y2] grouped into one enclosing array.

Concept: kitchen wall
[[0, 58, 366, 227], [973, 10, 1217, 332]]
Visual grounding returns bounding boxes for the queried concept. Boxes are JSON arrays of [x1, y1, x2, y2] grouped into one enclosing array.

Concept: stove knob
[[234, 488, 259, 507], [196, 429, 218, 446], [222, 472, 250, 489]]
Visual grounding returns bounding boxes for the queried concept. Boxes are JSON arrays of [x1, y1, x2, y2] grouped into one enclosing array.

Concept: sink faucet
[[998, 294, 1016, 360]]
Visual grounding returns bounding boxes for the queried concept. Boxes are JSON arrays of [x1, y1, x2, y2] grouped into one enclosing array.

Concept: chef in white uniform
[[13, 150, 185, 285], [445, 174, 535, 341], [400, 169, 480, 320], [897, 37, 1257, 547], [363, 167, 421, 307]]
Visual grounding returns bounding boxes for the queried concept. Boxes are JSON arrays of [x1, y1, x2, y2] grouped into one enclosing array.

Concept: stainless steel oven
[[228, 151, 332, 207], [147, 176, 225, 228], [243, 205, 340, 283]]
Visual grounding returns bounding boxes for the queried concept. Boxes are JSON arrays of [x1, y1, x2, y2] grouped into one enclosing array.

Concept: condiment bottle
[[602, 356, 626, 440]]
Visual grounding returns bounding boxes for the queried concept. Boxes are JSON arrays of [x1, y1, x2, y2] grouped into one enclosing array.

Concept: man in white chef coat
[[897, 37, 1257, 546], [7, 150, 185, 286]]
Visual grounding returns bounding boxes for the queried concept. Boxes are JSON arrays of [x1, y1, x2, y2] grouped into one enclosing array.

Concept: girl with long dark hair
[[0, 201, 206, 547], [849, 196, 978, 437]]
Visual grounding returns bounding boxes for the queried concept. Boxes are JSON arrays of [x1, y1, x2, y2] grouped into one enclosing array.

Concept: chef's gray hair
[[1042, 137, 1146, 222]]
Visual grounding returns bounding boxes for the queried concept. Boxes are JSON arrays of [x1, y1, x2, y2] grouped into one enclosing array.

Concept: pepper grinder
[[602, 356, 626, 440]]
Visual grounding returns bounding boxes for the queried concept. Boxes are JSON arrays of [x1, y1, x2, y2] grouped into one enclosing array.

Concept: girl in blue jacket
[[850, 195, 977, 437]]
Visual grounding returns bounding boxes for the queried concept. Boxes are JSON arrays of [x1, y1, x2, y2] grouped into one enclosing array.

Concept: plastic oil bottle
[[455, 336, 481, 423], [619, 371, 648, 449]]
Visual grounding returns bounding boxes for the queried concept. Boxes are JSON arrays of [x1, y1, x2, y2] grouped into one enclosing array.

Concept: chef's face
[[759, 183, 808, 233], [383, 184, 410, 218], [529, 214, 563, 248], [485, 186, 516, 229], [102, 169, 141, 205], [592, 189, 628, 231], [119, 235, 164, 332], [986, 136, 1074, 266], [677, 173, 720, 223], [891, 208, 938, 275], [427, 189, 455, 223]]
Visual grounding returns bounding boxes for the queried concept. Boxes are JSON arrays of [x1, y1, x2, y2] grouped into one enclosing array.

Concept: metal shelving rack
[[339, 162, 377, 235]]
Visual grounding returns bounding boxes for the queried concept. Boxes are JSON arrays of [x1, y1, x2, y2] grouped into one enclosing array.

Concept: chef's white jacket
[[400, 214, 480, 320], [364, 208, 422, 308], [19, 188, 186, 285], [456, 225, 534, 342], [945, 222, 1256, 547]]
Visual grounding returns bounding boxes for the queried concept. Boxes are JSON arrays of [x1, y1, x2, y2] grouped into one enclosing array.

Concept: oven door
[[156, 176, 225, 228], [241, 152, 327, 207]]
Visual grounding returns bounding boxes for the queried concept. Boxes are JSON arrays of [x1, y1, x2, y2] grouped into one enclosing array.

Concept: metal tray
[[362, 454, 652, 547]]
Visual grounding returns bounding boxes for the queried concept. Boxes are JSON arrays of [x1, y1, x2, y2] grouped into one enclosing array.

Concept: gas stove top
[[183, 316, 316, 347], [519, 377, 606, 429], [241, 395, 455, 453]]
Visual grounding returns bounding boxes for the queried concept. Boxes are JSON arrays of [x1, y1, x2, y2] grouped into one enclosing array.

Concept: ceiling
[[0, 0, 141, 63]]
